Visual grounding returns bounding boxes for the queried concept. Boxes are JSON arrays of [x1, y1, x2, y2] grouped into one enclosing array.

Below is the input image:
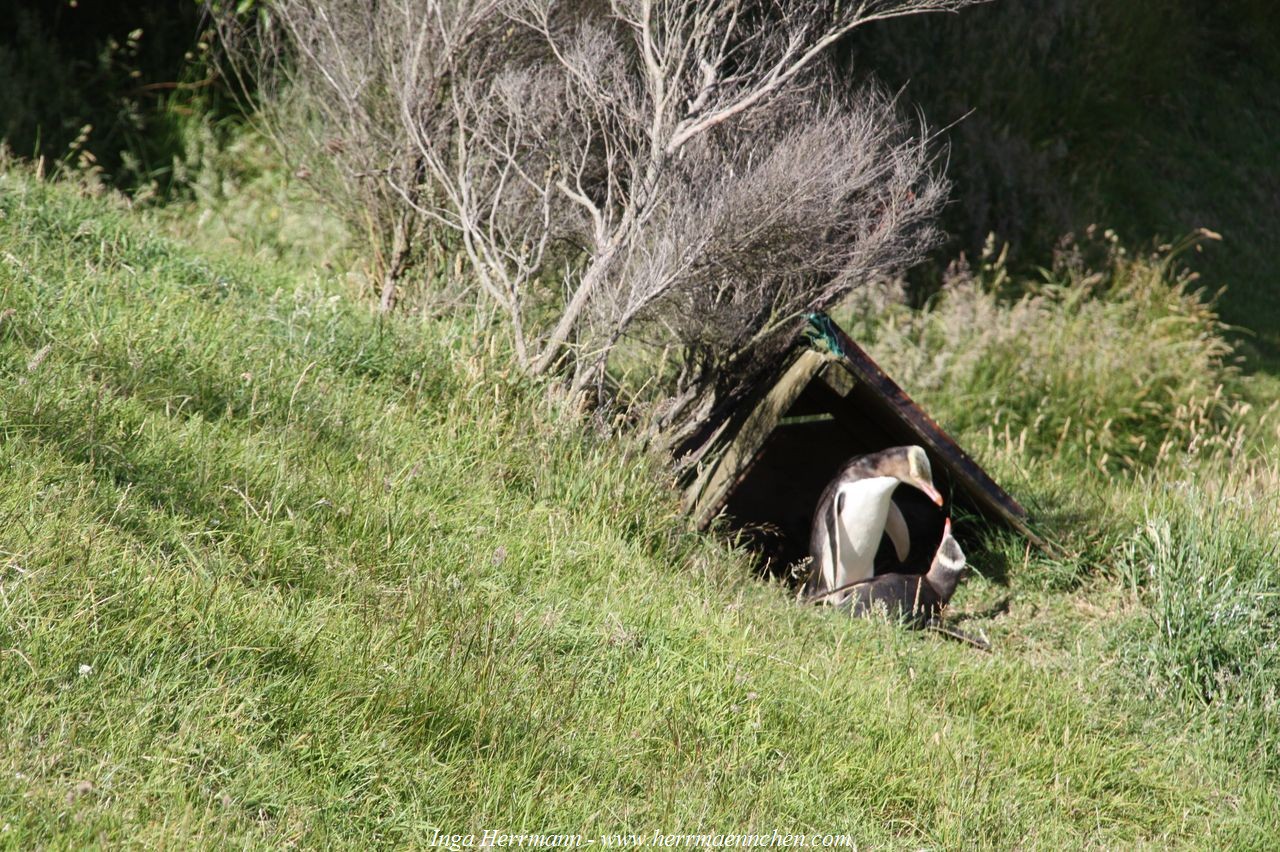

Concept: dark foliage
[[841, 0, 1280, 343], [0, 0, 236, 193]]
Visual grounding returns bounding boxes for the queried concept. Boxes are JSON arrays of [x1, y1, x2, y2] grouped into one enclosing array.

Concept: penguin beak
[[915, 479, 944, 507], [942, 517, 952, 538]]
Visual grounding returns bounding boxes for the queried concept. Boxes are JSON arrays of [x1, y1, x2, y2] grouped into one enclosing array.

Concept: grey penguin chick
[[846, 517, 966, 627], [802, 446, 944, 606]]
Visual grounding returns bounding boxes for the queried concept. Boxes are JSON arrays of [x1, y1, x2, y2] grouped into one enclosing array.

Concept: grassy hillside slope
[[1, 170, 1277, 846]]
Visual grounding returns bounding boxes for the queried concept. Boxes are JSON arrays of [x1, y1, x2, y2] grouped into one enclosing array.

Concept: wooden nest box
[[679, 315, 1042, 575]]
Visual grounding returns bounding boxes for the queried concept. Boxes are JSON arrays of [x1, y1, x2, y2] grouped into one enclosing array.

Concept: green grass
[[850, 235, 1280, 795], [2, 167, 1279, 846]]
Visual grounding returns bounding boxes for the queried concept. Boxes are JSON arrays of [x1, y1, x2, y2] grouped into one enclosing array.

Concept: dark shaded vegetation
[[0, 0, 234, 195], [848, 0, 1280, 363]]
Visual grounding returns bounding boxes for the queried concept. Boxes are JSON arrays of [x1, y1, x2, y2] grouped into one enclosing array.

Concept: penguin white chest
[[831, 476, 899, 590]]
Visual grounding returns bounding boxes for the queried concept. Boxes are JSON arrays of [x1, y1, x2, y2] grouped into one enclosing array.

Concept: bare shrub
[[226, 0, 978, 448], [216, 1, 441, 310]]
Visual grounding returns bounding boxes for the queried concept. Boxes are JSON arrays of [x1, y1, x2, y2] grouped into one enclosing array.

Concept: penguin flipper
[[884, 500, 911, 563], [828, 489, 844, 591], [802, 488, 838, 601]]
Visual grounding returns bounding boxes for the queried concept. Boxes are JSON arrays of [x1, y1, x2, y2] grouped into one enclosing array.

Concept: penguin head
[[926, 517, 967, 599], [935, 518, 965, 572], [901, 446, 944, 507]]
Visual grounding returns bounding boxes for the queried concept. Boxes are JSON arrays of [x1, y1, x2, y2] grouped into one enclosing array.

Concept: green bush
[[841, 226, 1280, 778], [844, 0, 1280, 360], [847, 0, 1279, 254], [1113, 477, 1280, 778], [856, 230, 1247, 475]]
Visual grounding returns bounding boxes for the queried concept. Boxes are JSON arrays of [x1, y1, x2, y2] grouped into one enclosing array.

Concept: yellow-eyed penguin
[[801, 446, 943, 606]]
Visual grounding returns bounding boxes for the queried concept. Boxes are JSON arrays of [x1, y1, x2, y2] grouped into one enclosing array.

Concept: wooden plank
[[684, 348, 829, 527]]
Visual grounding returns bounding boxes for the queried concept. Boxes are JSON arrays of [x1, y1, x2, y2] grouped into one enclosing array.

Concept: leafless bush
[[216, 1, 440, 309], [226, 0, 978, 448]]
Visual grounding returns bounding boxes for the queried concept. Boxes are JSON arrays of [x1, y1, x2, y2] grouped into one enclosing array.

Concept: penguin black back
[[848, 574, 942, 627], [845, 518, 967, 628]]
